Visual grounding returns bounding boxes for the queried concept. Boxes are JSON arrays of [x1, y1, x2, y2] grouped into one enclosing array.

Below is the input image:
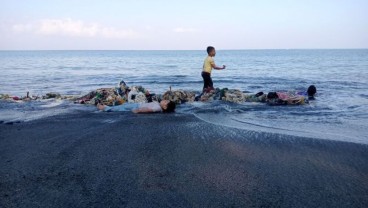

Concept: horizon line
[[0, 48, 367, 51]]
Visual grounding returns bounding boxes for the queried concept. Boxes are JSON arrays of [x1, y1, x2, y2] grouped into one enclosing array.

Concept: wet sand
[[0, 111, 367, 208]]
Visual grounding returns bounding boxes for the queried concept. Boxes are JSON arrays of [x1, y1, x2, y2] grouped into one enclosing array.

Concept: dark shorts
[[202, 71, 214, 92]]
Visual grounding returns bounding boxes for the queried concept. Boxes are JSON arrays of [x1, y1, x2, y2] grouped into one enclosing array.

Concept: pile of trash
[[0, 80, 311, 106], [195, 88, 257, 104], [160, 87, 257, 104], [162, 89, 196, 104], [74, 80, 160, 106]]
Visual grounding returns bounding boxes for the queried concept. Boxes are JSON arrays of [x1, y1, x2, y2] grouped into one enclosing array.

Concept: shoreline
[[1, 111, 367, 207]]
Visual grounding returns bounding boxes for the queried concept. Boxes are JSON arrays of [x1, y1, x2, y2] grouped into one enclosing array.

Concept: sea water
[[0, 50, 367, 144]]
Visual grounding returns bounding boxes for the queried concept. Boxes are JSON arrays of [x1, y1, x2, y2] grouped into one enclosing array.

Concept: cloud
[[173, 27, 197, 33], [37, 19, 98, 37], [145, 26, 153, 30], [12, 18, 140, 39], [12, 23, 33, 32]]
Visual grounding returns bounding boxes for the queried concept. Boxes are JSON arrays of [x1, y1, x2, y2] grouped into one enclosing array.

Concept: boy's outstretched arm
[[211, 63, 226, 70]]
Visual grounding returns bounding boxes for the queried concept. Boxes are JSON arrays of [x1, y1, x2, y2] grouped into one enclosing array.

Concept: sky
[[0, 0, 367, 50]]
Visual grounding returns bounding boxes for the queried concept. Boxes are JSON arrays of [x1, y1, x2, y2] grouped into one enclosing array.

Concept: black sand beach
[[1, 111, 367, 208]]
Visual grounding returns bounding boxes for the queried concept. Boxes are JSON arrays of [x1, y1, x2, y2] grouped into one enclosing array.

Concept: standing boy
[[202, 46, 226, 92]]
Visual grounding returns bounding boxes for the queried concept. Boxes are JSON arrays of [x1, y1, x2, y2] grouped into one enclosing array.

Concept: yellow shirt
[[203, 56, 215, 73]]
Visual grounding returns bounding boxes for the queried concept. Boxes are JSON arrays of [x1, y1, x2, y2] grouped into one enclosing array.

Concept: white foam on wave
[[0, 100, 94, 123], [40, 99, 64, 108], [193, 111, 368, 145]]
